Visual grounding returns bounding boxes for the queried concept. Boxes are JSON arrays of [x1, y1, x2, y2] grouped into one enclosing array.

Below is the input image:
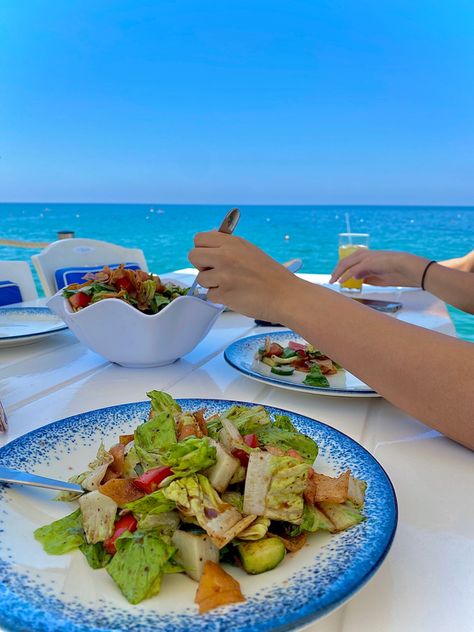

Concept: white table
[[1, 272, 472, 632]]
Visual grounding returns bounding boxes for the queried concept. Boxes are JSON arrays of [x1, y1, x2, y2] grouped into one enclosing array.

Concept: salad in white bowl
[[47, 265, 224, 367]]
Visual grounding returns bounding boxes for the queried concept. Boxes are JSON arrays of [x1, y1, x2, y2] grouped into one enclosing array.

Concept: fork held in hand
[[189, 207, 241, 296]]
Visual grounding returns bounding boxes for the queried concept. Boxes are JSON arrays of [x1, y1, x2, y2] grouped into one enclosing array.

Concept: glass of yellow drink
[[338, 233, 370, 292]]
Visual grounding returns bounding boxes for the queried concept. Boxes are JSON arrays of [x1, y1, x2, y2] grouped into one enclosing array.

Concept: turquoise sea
[[1, 203, 473, 342]]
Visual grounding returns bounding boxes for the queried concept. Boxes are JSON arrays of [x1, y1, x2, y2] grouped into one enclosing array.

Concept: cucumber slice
[[281, 348, 298, 359], [271, 366, 295, 376], [272, 355, 298, 365], [237, 537, 286, 574]]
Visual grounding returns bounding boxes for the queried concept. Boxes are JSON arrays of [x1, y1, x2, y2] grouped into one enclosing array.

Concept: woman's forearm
[[440, 249, 474, 272], [189, 232, 474, 450], [280, 279, 474, 450], [422, 262, 474, 313]]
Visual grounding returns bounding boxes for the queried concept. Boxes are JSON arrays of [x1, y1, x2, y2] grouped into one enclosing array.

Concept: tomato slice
[[132, 465, 174, 494], [115, 276, 134, 293], [268, 343, 284, 357], [243, 434, 259, 448], [231, 448, 249, 467], [288, 341, 307, 352], [103, 514, 138, 555], [68, 292, 91, 310]]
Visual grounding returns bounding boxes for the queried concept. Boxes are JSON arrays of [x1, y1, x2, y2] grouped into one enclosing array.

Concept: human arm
[[330, 249, 474, 314], [189, 232, 474, 451], [439, 249, 474, 272]]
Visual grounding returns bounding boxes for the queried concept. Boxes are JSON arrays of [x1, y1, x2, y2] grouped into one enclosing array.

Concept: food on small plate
[[63, 264, 188, 314], [256, 338, 343, 387], [35, 390, 367, 612]]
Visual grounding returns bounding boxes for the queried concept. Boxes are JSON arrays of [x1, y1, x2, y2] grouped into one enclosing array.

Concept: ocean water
[[1, 203, 473, 342]]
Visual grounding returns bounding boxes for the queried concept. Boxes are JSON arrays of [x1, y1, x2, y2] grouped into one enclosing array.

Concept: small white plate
[[225, 331, 379, 397], [0, 307, 67, 348]]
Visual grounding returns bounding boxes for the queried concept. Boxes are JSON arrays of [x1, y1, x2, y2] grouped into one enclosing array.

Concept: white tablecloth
[[1, 272, 472, 632]]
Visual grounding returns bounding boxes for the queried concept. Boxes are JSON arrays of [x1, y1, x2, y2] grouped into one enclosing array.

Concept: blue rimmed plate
[[0, 307, 67, 348], [225, 331, 379, 397], [0, 399, 397, 632]]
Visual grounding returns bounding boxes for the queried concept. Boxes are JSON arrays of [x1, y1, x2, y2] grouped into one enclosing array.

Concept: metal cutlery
[[0, 400, 7, 432], [0, 466, 84, 494], [188, 207, 241, 296]]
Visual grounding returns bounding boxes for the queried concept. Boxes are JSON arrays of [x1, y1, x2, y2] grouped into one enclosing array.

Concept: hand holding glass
[[338, 233, 370, 291]]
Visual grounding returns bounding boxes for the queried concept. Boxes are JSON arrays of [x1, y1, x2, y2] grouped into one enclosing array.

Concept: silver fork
[[0, 399, 7, 432], [188, 207, 241, 296]]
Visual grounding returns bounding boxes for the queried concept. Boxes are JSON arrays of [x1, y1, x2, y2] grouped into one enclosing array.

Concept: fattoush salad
[[256, 338, 343, 388], [63, 264, 188, 314], [35, 391, 367, 613]]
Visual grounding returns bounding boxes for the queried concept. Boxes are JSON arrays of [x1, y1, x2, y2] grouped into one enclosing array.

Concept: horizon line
[[1, 201, 474, 208]]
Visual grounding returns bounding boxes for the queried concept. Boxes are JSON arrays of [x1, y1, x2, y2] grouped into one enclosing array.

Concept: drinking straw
[[345, 213, 352, 244]]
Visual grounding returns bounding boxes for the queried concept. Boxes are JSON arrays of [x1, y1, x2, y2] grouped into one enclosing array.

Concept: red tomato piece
[[115, 276, 134, 293], [103, 514, 138, 555], [132, 466, 174, 494], [231, 448, 249, 467], [243, 434, 259, 448], [288, 341, 307, 352], [268, 343, 284, 357], [68, 292, 91, 310]]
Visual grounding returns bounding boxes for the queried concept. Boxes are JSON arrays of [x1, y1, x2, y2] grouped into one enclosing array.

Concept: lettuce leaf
[[81, 443, 114, 491], [137, 510, 181, 533], [163, 475, 243, 547], [303, 365, 330, 388], [273, 414, 296, 433], [223, 405, 271, 435], [256, 426, 318, 463], [79, 490, 117, 544], [300, 504, 334, 533], [206, 416, 223, 439], [134, 411, 177, 468], [125, 489, 176, 517], [106, 530, 177, 604], [221, 491, 244, 512], [160, 437, 217, 476], [236, 516, 271, 540], [34, 509, 84, 554], [265, 456, 310, 524], [147, 390, 181, 415], [79, 542, 112, 569]]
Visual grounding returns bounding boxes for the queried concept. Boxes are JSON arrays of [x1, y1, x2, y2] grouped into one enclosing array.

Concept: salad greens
[[107, 530, 178, 604], [256, 338, 344, 388], [63, 265, 189, 314], [34, 390, 367, 610], [35, 509, 84, 555]]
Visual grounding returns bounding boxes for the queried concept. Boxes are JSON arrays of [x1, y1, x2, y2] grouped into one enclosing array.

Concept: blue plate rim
[[0, 306, 67, 340], [0, 398, 397, 632], [224, 331, 377, 395]]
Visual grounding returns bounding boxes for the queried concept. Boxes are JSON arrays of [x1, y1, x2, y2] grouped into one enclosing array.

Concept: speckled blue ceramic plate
[[225, 331, 379, 397], [0, 399, 397, 632], [0, 307, 67, 347]]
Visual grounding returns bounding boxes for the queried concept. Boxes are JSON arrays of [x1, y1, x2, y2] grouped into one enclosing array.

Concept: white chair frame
[[31, 238, 149, 297], [0, 261, 38, 302]]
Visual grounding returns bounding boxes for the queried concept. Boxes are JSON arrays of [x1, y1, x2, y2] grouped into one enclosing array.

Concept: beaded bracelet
[[421, 260, 437, 290]]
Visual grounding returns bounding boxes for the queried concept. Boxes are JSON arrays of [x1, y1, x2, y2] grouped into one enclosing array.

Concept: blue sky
[[1, 0, 473, 204]]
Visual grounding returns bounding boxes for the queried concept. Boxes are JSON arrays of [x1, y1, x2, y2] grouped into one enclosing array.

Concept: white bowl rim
[[49, 292, 224, 320]]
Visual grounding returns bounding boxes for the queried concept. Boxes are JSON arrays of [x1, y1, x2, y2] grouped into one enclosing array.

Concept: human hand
[[330, 250, 428, 287], [188, 231, 299, 321]]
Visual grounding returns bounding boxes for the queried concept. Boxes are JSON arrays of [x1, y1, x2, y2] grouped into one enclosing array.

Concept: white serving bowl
[[47, 290, 224, 368]]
